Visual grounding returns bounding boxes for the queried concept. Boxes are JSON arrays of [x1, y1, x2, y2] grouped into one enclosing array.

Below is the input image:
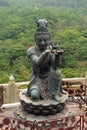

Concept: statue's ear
[[34, 34, 36, 41], [34, 33, 38, 41]]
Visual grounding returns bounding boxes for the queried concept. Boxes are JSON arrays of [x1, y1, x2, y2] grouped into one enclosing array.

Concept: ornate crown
[[36, 19, 49, 32]]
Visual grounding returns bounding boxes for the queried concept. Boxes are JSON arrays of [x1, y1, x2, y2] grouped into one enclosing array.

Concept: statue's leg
[[27, 84, 40, 101], [48, 69, 63, 101]]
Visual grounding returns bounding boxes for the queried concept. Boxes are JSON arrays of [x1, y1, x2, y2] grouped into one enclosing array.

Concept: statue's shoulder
[[27, 46, 35, 52], [26, 46, 36, 57]]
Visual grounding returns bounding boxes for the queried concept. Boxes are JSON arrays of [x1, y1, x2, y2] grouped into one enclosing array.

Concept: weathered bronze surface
[[26, 19, 65, 102], [20, 19, 68, 115]]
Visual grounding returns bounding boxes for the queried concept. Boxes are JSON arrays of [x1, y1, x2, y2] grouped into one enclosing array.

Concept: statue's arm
[[30, 50, 50, 66], [27, 47, 51, 66]]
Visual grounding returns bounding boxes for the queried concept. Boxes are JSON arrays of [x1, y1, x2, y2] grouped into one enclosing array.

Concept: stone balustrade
[[0, 72, 87, 104]]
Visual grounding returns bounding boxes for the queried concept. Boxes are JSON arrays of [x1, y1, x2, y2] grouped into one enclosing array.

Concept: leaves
[[0, 0, 87, 83]]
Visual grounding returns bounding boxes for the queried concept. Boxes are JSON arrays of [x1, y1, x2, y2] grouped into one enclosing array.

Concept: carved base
[[12, 100, 86, 123], [19, 89, 68, 115], [12, 105, 68, 122]]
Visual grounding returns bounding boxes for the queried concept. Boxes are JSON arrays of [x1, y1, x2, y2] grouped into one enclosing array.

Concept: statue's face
[[35, 34, 50, 51]]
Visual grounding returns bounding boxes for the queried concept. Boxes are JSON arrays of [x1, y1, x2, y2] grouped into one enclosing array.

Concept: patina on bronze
[[20, 19, 68, 115], [27, 19, 65, 101]]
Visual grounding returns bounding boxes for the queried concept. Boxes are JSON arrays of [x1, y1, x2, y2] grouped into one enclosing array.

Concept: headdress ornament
[[35, 19, 49, 33]]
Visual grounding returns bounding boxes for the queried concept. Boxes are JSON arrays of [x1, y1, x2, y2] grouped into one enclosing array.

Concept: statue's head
[[35, 19, 51, 51]]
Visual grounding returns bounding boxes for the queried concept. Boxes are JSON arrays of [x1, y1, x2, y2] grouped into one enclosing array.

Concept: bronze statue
[[26, 19, 64, 102]]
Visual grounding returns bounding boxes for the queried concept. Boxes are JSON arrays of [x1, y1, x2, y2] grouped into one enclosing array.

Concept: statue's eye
[[43, 39, 47, 41], [36, 38, 49, 42], [38, 39, 42, 42], [36, 38, 41, 42], [44, 38, 49, 42]]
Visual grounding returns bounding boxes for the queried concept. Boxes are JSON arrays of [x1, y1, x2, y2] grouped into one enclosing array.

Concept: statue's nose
[[41, 40, 45, 45]]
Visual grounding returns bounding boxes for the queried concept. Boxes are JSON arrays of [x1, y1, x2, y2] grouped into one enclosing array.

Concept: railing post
[[0, 85, 3, 111], [85, 72, 87, 105], [85, 71, 87, 85], [85, 72, 87, 94], [8, 75, 19, 103]]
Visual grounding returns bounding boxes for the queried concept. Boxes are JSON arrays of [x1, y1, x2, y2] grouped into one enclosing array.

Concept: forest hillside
[[0, 0, 87, 83]]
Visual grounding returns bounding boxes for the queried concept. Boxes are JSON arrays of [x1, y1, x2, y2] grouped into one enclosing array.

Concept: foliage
[[0, 0, 87, 83]]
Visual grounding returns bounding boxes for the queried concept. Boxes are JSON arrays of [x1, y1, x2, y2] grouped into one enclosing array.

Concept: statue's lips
[[39, 45, 47, 50]]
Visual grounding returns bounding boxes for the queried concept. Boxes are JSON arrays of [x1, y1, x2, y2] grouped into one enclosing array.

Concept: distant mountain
[[32, 0, 87, 8], [0, 0, 9, 7], [0, 0, 87, 9], [5, 0, 87, 9]]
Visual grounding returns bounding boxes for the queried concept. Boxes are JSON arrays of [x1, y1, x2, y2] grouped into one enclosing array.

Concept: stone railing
[[0, 72, 87, 104], [0, 75, 29, 104]]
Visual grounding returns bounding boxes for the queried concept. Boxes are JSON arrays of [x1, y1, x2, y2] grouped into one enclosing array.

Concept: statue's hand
[[35, 49, 51, 66], [51, 49, 64, 55], [43, 49, 51, 55]]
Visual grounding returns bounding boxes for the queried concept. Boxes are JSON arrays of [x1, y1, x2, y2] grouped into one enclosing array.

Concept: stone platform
[[11, 89, 87, 129], [12, 100, 86, 122], [19, 89, 68, 115], [11, 92, 87, 129]]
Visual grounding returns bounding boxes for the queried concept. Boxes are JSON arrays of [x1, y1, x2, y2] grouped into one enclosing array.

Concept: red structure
[[0, 111, 87, 130], [0, 83, 87, 129], [0, 85, 3, 112]]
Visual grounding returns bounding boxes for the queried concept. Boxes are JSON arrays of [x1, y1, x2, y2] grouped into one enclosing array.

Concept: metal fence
[[0, 111, 87, 130]]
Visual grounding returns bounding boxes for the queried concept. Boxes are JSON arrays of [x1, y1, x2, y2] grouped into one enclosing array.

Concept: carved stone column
[[85, 72, 87, 94], [8, 75, 18, 103]]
